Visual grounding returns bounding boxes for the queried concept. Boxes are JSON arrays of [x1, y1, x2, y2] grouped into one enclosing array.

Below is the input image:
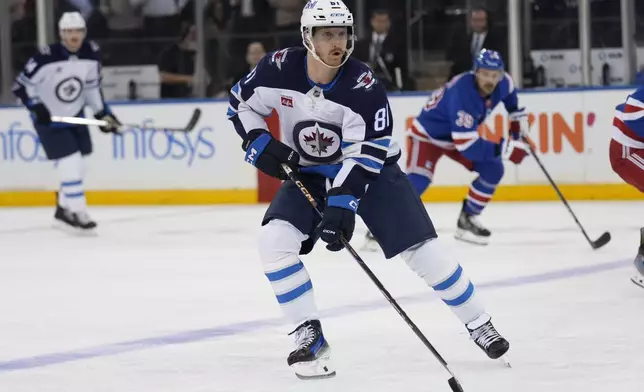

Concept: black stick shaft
[[525, 141, 595, 244]]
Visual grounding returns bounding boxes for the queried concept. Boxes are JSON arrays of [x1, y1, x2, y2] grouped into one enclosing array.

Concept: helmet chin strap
[[303, 31, 353, 69]]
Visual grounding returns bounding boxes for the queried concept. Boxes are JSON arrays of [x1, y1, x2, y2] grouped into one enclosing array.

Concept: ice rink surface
[[0, 201, 642, 392]]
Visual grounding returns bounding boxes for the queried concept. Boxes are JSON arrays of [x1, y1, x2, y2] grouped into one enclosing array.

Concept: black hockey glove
[[29, 103, 51, 125], [318, 187, 358, 252], [95, 109, 122, 134], [242, 129, 300, 180]]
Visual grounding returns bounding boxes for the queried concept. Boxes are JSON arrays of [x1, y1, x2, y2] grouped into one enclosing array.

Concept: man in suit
[[447, 7, 507, 79], [354, 8, 409, 91]]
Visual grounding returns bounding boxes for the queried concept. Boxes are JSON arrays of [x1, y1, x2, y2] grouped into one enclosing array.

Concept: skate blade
[[291, 348, 335, 380], [498, 355, 512, 368], [53, 221, 98, 237], [295, 370, 337, 380], [631, 275, 644, 289], [454, 229, 489, 246], [360, 238, 381, 252]]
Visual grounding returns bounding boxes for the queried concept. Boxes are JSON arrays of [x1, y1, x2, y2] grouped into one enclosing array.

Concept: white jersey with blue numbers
[[228, 47, 400, 198], [12, 41, 106, 117]]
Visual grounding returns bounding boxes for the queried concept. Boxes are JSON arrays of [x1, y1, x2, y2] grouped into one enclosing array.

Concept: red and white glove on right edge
[[500, 137, 529, 164]]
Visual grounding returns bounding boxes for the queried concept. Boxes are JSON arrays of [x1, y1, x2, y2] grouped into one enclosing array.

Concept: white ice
[[0, 201, 642, 392]]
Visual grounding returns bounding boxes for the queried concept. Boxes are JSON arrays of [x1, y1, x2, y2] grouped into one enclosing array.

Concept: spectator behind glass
[[228, 0, 272, 66], [158, 25, 212, 99], [268, 0, 306, 48], [218, 41, 266, 97], [10, 0, 27, 21], [129, 0, 188, 38], [446, 7, 507, 79], [354, 9, 409, 91]]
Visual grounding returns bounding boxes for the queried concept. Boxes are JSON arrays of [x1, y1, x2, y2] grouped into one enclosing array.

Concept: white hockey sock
[[259, 219, 319, 329], [57, 152, 87, 213], [401, 238, 486, 325]]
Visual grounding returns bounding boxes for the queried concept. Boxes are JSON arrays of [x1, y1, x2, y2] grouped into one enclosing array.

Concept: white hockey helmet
[[58, 12, 86, 32], [301, 0, 355, 68]]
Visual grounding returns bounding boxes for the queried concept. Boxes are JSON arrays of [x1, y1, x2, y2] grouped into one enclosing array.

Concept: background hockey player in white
[[228, 0, 509, 380], [12, 12, 121, 233]]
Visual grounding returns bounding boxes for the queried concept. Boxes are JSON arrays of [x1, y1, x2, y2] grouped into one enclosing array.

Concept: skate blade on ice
[[631, 274, 644, 289], [454, 229, 489, 246], [360, 236, 381, 252], [53, 221, 98, 237], [498, 355, 512, 368], [291, 349, 335, 380]]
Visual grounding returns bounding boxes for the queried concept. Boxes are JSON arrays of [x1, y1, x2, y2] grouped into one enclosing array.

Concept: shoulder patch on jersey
[[89, 40, 100, 52], [353, 70, 376, 90], [25, 58, 38, 74], [270, 49, 289, 70], [39, 45, 52, 56]]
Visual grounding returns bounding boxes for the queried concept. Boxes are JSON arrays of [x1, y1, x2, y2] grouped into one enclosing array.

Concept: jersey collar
[[304, 56, 344, 92]]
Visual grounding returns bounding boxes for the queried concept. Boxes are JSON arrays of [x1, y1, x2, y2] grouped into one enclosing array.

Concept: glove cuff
[[242, 129, 270, 152], [27, 99, 43, 107], [94, 107, 112, 119], [244, 132, 271, 165], [327, 193, 359, 213]]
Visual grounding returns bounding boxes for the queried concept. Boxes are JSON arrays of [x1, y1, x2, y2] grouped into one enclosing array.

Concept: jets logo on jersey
[[271, 49, 289, 70], [293, 120, 342, 163], [304, 1, 317, 9], [353, 71, 376, 90], [56, 76, 83, 103]]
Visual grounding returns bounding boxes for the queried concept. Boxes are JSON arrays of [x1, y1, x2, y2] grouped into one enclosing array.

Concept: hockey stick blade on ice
[[524, 139, 611, 250], [51, 108, 202, 133], [280, 163, 465, 392]]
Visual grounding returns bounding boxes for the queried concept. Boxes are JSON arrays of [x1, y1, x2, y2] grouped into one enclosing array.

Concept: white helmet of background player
[[301, 0, 355, 68], [58, 12, 86, 52]]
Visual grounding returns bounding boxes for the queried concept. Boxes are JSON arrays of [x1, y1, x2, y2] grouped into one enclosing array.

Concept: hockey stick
[[51, 108, 202, 133], [524, 139, 611, 250], [280, 164, 465, 392]]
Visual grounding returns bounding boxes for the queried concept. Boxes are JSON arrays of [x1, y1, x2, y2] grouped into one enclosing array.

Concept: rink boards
[[0, 86, 642, 206]]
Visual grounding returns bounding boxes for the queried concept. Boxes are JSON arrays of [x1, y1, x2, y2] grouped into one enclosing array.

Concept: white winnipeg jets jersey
[[13, 41, 106, 118], [228, 47, 400, 198]]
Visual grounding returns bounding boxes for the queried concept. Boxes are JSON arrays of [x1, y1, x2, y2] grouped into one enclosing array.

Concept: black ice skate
[[287, 320, 335, 380], [454, 200, 491, 245], [54, 202, 97, 234], [467, 314, 510, 362], [361, 230, 380, 252], [631, 228, 644, 289]]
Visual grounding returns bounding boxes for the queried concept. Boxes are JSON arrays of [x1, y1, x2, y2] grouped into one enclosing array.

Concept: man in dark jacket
[[447, 7, 507, 79], [354, 9, 409, 91]]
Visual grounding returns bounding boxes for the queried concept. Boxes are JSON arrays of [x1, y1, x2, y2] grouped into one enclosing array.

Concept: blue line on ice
[[0, 258, 630, 372]]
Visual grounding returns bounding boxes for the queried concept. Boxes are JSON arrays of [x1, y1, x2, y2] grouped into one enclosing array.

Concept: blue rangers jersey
[[228, 47, 400, 198], [409, 71, 520, 161], [12, 41, 107, 120], [613, 86, 644, 148]]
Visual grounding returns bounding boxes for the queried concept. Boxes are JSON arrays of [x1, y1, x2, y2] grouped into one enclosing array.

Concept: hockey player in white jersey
[[228, 0, 509, 380], [12, 12, 120, 233]]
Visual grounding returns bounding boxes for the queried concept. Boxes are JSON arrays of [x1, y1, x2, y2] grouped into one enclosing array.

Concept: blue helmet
[[474, 48, 505, 71]]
